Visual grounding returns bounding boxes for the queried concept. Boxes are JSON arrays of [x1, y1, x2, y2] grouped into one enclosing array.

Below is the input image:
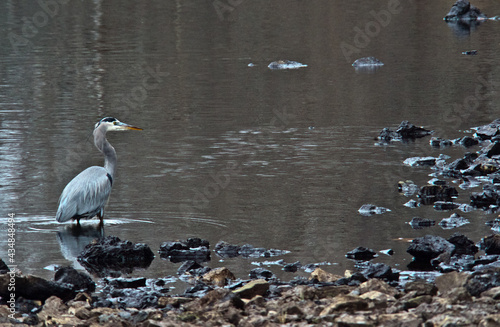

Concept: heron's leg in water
[[97, 212, 104, 227]]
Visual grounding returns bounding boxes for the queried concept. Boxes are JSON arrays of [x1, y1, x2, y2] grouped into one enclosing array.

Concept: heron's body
[[56, 117, 141, 225]]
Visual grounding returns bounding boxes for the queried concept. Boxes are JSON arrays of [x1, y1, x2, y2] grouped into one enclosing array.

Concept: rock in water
[[407, 235, 455, 262], [377, 121, 432, 142], [439, 213, 470, 229], [358, 204, 391, 216], [444, 0, 487, 21], [77, 236, 154, 277], [54, 266, 95, 292], [268, 60, 307, 70], [352, 57, 384, 67]]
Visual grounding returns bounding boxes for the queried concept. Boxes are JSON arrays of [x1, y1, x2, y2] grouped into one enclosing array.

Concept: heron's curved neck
[[94, 127, 117, 178]]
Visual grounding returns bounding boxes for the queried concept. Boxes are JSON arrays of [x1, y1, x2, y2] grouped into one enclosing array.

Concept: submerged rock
[[358, 204, 391, 216], [403, 156, 437, 167], [398, 180, 419, 197], [268, 60, 307, 70], [444, 0, 487, 21], [77, 236, 154, 277]]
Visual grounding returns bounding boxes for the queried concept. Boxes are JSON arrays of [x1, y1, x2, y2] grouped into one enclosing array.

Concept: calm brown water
[[1, 0, 500, 283]]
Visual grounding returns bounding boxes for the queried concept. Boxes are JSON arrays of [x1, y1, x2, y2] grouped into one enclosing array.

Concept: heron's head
[[94, 117, 142, 132]]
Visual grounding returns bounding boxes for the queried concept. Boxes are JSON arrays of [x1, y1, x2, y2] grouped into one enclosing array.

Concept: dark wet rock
[[470, 185, 500, 210], [485, 141, 500, 158], [177, 260, 209, 277], [283, 261, 302, 272], [249, 268, 275, 280], [409, 217, 435, 229], [214, 241, 289, 259], [0, 274, 75, 302], [107, 277, 147, 289], [0, 259, 9, 274], [439, 213, 470, 229], [418, 185, 458, 205], [359, 262, 399, 282], [462, 50, 478, 55], [473, 119, 500, 140], [433, 201, 461, 211], [268, 60, 307, 70], [77, 236, 154, 277], [346, 247, 377, 261], [444, 0, 487, 21], [358, 204, 391, 216], [457, 136, 479, 147], [407, 235, 456, 263], [479, 234, 500, 255], [486, 218, 500, 231], [430, 137, 453, 147], [448, 233, 478, 256], [377, 121, 432, 142], [159, 238, 210, 263], [214, 241, 241, 258], [54, 266, 95, 293]]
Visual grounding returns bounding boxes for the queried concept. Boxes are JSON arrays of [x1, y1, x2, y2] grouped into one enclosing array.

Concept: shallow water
[[1, 0, 500, 284]]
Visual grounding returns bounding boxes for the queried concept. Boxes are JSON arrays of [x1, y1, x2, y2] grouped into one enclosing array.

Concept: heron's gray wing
[[56, 166, 113, 222]]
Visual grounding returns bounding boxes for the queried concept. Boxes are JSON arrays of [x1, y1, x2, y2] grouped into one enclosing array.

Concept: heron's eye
[[113, 121, 117, 125]]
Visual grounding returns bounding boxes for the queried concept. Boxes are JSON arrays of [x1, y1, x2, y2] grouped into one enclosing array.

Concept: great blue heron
[[56, 117, 142, 225]]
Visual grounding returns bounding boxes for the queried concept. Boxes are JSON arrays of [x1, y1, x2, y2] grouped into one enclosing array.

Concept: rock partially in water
[[346, 247, 377, 261], [358, 204, 391, 216], [54, 266, 95, 293], [268, 60, 307, 70], [479, 234, 500, 255], [462, 50, 478, 55], [398, 180, 419, 197], [430, 137, 453, 147], [359, 262, 399, 282], [250, 268, 275, 280], [377, 121, 432, 142], [439, 213, 470, 229], [473, 119, 500, 140], [409, 217, 435, 229], [352, 57, 384, 67], [159, 238, 210, 263], [418, 185, 458, 205], [77, 236, 155, 277], [447, 233, 478, 256], [0, 259, 9, 274], [214, 241, 289, 259], [444, 0, 487, 21], [407, 235, 456, 263], [0, 274, 75, 302], [403, 156, 437, 167]]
